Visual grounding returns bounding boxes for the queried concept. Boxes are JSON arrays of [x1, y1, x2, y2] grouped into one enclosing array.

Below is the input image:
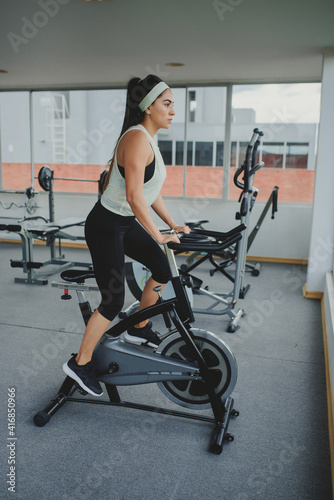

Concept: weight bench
[[1, 167, 109, 285], [1, 217, 92, 285]]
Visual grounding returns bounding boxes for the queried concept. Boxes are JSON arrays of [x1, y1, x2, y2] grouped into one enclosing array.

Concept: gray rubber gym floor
[[0, 241, 332, 500]]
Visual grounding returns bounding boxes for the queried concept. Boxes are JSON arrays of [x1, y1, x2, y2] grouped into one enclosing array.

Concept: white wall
[[0, 191, 313, 261], [306, 49, 334, 424], [324, 273, 334, 423], [307, 48, 334, 293]]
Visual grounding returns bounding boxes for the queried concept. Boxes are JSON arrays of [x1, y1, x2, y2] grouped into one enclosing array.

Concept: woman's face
[[147, 88, 175, 129]]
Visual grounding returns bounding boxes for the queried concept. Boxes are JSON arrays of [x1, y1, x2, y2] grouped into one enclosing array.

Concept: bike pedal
[[74, 382, 88, 396]]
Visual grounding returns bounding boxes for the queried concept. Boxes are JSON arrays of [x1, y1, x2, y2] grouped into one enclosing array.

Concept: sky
[[232, 83, 322, 124]]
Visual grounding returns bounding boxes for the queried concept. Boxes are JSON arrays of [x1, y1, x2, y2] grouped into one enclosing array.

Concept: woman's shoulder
[[119, 126, 151, 149], [117, 126, 153, 164]]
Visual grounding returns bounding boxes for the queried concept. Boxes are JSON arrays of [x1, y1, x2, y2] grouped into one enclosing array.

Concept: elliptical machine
[[33, 233, 241, 454], [178, 129, 278, 299], [206, 130, 278, 298]]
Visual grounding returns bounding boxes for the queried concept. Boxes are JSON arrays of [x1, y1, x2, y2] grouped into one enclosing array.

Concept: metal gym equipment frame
[[2, 167, 107, 285]]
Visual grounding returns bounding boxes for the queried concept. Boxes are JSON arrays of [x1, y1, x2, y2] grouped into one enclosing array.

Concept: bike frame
[[34, 240, 239, 453]]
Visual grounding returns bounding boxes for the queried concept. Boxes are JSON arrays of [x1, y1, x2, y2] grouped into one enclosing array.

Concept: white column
[[306, 48, 334, 292], [222, 84, 232, 201]]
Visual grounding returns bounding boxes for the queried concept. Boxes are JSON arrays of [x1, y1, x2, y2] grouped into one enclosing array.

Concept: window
[[176, 141, 193, 166], [231, 83, 321, 203], [286, 143, 309, 169], [52, 92, 70, 119], [32, 89, 126, 192], [185, 87, 226, 197], [230, 141, 237, 167], [158, 140, 172, 165], [195, 142, 213, 166], [238, 142, 251, 167], [0, 92, 31, 190], [216, 142, 224, 166], [188, 90, 196, 122], [262, 142, 284, 169], [159, 88, 186, 197], [0, 83, 320, 204]]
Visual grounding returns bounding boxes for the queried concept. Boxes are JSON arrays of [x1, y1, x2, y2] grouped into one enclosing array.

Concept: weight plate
[[26, 198, 37, 215], [25, 186, 34, 199], [38, 166, 53, 192]]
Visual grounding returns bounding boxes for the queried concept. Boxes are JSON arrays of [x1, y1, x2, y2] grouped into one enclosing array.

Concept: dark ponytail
[[102, 74, 164, 192]]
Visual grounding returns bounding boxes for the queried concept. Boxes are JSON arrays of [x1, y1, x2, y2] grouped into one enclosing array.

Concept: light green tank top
[[101, 124, 166, 216]]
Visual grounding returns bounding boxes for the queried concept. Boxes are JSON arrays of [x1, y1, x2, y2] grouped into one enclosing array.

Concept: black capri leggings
[[85, 201, 171, 321]]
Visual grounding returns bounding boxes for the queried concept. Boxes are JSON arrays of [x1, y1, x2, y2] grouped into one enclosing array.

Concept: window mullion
[[223, 84, 232, 201]]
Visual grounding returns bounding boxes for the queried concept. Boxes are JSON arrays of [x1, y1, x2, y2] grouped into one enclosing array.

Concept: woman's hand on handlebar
[[158, 232, 180, 245], [172, 224, 191, 234], [156, 224, 190, 245]]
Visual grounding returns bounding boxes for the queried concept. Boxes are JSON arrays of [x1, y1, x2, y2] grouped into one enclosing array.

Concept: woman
[[63, 74, 190, 397]]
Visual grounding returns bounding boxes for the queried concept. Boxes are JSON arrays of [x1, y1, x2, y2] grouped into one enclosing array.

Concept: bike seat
[[60, 269, 95, 284], [185, 219, 209, 229]]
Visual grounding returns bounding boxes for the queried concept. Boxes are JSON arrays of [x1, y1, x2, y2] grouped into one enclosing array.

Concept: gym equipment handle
[[234, 128, 263, 191], [190, 223, 246, 241], [272, 186, 279, 219], [167, 227, 245, 253], [241, 128, 259, 192], [0, 223, 22, 232]]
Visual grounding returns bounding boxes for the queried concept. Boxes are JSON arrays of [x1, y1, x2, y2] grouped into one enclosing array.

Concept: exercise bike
[[33, 234, 240, 454]]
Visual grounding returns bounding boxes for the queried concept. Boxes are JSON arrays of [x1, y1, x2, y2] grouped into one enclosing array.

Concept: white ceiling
[[0, 0, 334, 90]]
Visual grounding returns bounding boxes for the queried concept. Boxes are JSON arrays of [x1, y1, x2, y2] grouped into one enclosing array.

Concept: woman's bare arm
[[151, 193, 190, 234]]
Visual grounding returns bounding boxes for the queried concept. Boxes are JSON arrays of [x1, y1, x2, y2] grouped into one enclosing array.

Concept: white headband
[[138, 82, 170, 112]]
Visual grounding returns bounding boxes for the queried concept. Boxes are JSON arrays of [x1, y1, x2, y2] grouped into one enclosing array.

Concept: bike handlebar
[[166, 225, 246, 253]]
